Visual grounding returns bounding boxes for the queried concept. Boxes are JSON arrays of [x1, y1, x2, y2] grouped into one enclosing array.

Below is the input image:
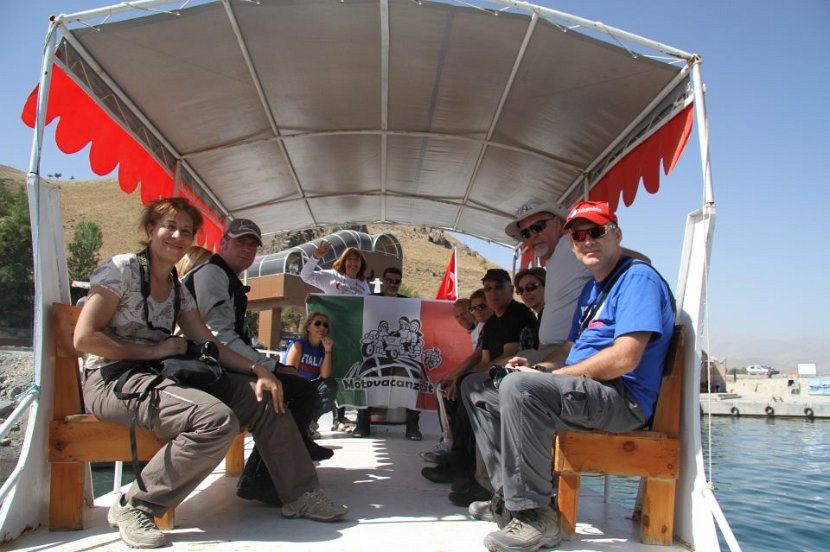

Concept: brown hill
[[1, 166, 502, 299]]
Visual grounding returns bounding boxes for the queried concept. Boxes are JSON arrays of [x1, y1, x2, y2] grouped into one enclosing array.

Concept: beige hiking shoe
[[107, 493, 168, 549], [483, 505, 561, 552], [281, 488, 348, 521]]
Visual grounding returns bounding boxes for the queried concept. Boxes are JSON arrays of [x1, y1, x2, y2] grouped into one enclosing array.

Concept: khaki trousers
[[84, 369, 318, 516]]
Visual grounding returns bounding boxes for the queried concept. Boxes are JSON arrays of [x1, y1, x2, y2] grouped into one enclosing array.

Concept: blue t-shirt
[[565, 262, 674, 420], [289, 337, 325, 380]]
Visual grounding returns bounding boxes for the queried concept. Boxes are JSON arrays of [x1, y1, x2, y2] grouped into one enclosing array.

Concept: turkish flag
[[435, 249, 457, 301]]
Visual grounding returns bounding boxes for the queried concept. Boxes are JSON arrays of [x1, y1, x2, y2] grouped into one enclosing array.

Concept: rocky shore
[[0, 349, 33, 485]]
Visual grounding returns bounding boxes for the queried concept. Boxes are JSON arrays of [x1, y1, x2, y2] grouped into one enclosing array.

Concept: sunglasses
[[516, 282, 542, 295], [483, 283, 510, 293], [468, 303, 489, 313], [384, 278, 402, 285], [519, 218, 554, 240], [312, 320, 330, 329], [570, 224, 615, 242]]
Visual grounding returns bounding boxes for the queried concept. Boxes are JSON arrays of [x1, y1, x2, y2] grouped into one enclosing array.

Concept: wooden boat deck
[[8, 411, 688, 552]]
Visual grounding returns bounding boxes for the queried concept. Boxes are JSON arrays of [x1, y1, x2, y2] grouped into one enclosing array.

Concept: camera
[[186, 340, 219, 361], [488, 364, 516, 389]]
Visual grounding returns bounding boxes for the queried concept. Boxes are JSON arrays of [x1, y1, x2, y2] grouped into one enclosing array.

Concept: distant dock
[[701, 375, 829, 419], [700, 393, 828, 419]]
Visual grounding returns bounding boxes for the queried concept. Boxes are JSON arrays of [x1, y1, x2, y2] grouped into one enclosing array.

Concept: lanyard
[[577, 256, 633, 337]]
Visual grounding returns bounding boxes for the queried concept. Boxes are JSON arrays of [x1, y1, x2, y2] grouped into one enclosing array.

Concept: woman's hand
[[154, 337, 187, 359], [313, 240, 333, 260], [322, 336, 333, 352]]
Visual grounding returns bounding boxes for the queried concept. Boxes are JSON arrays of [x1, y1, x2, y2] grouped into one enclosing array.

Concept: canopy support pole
[[380, 0, 390, 222], [691, 58, 715, 206]]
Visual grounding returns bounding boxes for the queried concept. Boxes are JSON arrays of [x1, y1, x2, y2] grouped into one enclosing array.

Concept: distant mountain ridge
[[3, 164, 824, 372], [0, 164, 495, 300]]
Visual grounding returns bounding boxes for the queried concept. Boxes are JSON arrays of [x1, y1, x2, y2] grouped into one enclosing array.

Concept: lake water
[[93, 416, 828, 551], [587, 416, 829, 552]]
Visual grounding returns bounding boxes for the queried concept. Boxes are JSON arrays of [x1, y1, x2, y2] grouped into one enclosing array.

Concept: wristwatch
[[250, 360, 266, 375]]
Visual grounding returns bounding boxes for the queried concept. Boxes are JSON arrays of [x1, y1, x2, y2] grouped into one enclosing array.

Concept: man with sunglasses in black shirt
[[423, 270, 536, 508]]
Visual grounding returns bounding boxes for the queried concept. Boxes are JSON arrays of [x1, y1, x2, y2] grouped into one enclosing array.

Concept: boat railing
[[0, 386, 39, 503]]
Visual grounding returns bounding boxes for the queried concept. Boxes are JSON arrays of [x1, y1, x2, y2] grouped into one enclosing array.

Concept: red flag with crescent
[[435, 249, 457, 301]]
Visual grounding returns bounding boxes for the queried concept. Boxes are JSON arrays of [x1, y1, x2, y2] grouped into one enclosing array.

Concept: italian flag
[[307, 295, 472, 410]]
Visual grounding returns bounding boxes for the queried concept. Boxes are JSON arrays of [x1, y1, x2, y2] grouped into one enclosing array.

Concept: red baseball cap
[[564, 200, 618, 229]]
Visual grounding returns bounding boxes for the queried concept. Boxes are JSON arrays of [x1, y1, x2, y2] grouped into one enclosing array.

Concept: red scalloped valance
[[514, 104, 693, 270], [589, 103, 694, 211], [23, 63, 693, 258], [21, 64, 223, 250]]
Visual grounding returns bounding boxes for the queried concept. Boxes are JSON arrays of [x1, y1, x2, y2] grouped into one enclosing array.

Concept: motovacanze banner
[[307, 295, 472, 410]]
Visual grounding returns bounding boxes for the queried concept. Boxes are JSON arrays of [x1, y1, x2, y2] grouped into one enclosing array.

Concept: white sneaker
[[107, 493, 168, 549], [419, 440, 452, 463]]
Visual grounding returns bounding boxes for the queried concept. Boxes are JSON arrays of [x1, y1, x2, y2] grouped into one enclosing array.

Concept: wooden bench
[[49, 303, 246, 530], [553, 324, 685, 545]]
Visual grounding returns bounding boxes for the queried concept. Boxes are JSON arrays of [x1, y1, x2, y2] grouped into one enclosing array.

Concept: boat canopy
[[22, 0, 695, 250], [10, 2, 729, 549]]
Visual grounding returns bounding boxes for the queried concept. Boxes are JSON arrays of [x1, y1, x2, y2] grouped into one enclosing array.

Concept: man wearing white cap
[[504, 200, 591, 360]]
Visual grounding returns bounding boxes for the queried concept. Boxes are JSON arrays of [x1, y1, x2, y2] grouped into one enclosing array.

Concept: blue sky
[[2, 1, 828, 369]]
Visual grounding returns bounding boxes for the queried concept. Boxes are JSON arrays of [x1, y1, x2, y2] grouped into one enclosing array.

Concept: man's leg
[[278, 372, 333, 459], [226, 373, 318, 504], [479, 373, 646, 552], [421, 374, 477, 484], [405, 408, 422, 441], [436, 385, 453, 443], [460, 372, 502, 493], [228, 373, 347, 521], [496, 373, 646, 512], [238, 372, 328, 507]]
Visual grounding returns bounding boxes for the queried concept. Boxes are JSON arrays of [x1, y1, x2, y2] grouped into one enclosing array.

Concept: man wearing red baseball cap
[[462, 200, 675, 552]]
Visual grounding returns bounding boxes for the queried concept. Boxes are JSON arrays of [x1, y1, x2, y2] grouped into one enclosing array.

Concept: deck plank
[[11, 412, 689, 552]]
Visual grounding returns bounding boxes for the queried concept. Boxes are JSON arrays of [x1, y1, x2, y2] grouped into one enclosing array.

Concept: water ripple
[[585, 417, 829, 552]]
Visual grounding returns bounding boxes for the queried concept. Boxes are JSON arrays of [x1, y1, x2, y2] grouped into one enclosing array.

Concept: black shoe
[[421, 463, 469, 484], [451, 477, 475, 493], [305, 438, 335, 461], [352, 409, 371, 438], [236, 474, 282, 507], [406, 426, 422, 441], [448, 481, 492, 507], [405, 410, 422, 441]]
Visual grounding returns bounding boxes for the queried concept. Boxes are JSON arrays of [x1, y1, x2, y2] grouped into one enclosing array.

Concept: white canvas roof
[[28, 0, 695, 247], [12, 3, 727, 550]]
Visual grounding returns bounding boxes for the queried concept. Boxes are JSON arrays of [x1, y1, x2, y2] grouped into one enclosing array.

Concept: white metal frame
[[4, 2, 734, 550]]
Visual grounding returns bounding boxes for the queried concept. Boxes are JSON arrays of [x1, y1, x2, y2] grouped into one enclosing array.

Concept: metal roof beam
[[453, 12, 538, 230]]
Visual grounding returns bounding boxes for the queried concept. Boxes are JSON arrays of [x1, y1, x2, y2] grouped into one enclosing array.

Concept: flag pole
[[452, 246, 458, 300]]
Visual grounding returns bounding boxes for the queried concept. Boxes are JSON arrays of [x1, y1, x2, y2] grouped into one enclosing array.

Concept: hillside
[[0, 165, 501, 299]]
